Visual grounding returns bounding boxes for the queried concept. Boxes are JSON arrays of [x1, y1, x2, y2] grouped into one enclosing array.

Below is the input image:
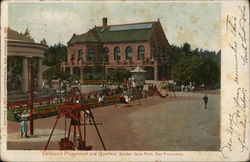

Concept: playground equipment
[[44, 87, 106, 150], [122, 80, 142, 105], [157, 80, 176, 98], [8, 96, 59, 120], [145, 80, 176, 98]]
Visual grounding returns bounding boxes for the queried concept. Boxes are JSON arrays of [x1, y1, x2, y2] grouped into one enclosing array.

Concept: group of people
[[181, 82, 196, 92], [180, 82, 207, 92]]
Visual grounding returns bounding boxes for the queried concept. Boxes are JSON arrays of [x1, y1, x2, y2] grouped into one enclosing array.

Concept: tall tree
[[24, 27, 32, 39], [171, 43, 220, 87], [40, 38, 47, 45], [43, 42, 67, 66]]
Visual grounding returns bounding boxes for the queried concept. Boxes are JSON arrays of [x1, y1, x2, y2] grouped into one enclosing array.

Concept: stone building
[[7, 28, 48, 93], [61, 18, 172, 80]]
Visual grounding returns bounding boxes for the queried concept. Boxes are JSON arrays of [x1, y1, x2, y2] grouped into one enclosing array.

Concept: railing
[[7, 96, 55, 109], [62, 60, 109, 66]]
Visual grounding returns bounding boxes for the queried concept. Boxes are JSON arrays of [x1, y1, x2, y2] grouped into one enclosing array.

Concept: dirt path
[[7, 92, 220, 151]]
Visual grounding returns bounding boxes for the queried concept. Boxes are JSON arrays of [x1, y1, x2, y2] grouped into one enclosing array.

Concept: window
[[78, 49, 84, 61], [88, 49, 95, 61], [103, 47, 109, 61], [125, 46, 133, 60], [114, 47, 121, 60], [138, 46, 145, 59]]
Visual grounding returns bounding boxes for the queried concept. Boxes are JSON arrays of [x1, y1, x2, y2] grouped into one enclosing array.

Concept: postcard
[[0, 0, 249, 161]]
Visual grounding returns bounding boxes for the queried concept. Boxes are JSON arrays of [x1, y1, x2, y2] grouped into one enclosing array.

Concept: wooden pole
[[45, 117, 59, 150], [89, 110, 106, 150]]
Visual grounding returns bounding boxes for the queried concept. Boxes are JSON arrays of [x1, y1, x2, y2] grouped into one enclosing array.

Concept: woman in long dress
[[20, 110, 30, 138]]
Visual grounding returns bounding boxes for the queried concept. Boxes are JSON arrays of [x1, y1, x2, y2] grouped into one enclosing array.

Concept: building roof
[[130, 66, 147, 73], [68, 21, 158, 45], [7, 28, 35, 43]]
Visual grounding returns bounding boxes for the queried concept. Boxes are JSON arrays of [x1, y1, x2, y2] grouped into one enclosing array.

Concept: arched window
[[78, 49, 84, 61], [125, 46, 133, 60], [88, 49, 95, 61], [114, 47, 120, 60], [103, 47, 109, 61], [138, 46, 145, 59]]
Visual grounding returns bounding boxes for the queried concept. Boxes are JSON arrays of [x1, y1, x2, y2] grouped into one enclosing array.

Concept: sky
[[8, 2, 221, 52]]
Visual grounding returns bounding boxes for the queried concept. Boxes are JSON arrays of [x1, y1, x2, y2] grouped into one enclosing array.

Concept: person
[[125, 95, 130, 103], [85, 110, 93, 125], [20, 110, 30, 138], [203, 94, 208, 109], [76, 135, 84, 150], [54, 96, 59, 104], [119, 91, 129, 104], [42, 80, 46, 88], [14, 110, 21, 122], [98, 95, 105, 104], [181, 84, 184, 92]]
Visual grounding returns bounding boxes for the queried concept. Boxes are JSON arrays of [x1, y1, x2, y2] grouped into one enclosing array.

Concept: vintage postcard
[[0, 0, 249, 161]]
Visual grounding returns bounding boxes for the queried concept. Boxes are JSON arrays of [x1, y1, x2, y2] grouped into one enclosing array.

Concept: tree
[[182, 42, 191, 54], [200, 56, 220, 86], [24, 27, 32, 39], [43, 42, 67, 66], [43, 65, 70, 80], [107, 68, 131, 84], [170, 42, 220, 87], [40, 38, 47, 45], [172, 54, 203, 85]]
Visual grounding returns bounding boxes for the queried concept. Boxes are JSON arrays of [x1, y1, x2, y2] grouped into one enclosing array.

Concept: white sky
[[8, 2, 221, 52]]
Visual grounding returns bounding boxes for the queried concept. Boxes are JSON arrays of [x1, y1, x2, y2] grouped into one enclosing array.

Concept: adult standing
[[203, 94, 208, 109]]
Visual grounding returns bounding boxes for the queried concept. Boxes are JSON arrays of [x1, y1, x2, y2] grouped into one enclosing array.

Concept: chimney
[[103, 17, 108, 26]]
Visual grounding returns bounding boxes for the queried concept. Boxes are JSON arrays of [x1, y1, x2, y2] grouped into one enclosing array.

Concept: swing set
[[44, 87, 106, 150]]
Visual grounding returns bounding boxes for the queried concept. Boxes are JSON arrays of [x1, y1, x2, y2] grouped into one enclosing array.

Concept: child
[[20, 110, 30, 138]]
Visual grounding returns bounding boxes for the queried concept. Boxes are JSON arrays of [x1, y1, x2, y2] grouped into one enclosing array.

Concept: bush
[[43, 65, 70, 80], [106, 68, 130, 84]]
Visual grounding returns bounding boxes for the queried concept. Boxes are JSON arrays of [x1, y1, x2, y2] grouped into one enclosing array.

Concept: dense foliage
[[106, 68, 131, 84], [82, 68, 130, 84], [43, 65, 71, 80], [170, 43, 220, 86], [42, 42, 67, 66]]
